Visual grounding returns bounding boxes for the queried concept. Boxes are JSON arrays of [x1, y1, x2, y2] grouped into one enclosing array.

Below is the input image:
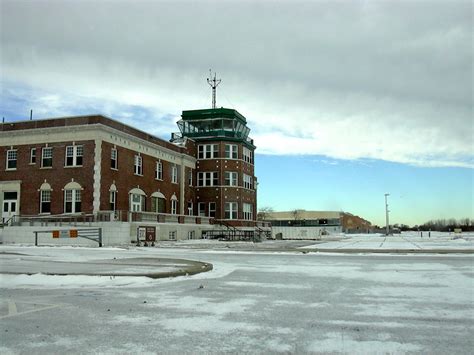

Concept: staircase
[[204, 220, 270, 242]]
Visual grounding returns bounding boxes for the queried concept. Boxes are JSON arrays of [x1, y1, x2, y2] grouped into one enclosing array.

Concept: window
[[187, 201, 193, 216], [134, 155, 142, 175], [197, 172, 219, 186], [30, 148, 36, 164], [198, 202, 206, 217], [188, 231, 195, 240], [243, 147, 253, 164], [151, 192, 166, 213], [188, 169, 193, 186], [169, 231, 176, 240], [243, 174, 253, 189], [225, 144, 238, 159], [243, 203, 253, 221], [111, 148, 118, 169], [156, 161, 163, 180], [110, 190, 117, 211], [40, 190, 51, 214], [225, 202, 238, 219], [65, 189, 81, 213], [209, 202, 216, 218], [41, 147, 53, 168], [130, 193, 144, 212], [224, 172, 238, 186], [171, 196, 178, 215], [198, 144, 219, 159], [65, 145, 83, 167], [171, 165, 178, 184], [6, 149, 17, 170]]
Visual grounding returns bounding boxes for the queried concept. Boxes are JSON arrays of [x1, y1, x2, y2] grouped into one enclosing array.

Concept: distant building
[[263, 210, 372, 239]]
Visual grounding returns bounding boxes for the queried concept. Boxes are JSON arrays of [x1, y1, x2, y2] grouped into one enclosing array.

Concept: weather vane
[[207, 69, 221, 109]]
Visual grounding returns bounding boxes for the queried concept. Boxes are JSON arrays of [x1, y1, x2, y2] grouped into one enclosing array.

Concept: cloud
[[1, 0, 472, 168]]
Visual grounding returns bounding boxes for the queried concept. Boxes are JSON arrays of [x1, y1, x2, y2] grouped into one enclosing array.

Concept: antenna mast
[[207, 69, 221, 109]]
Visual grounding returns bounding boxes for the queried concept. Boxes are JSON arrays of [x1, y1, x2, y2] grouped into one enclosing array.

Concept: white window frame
[[109, 190, 117, 211], [134, 154, 143, 176], [111, 148, 118, 170], [187, 201, 193, 216], [6, 149, 17, 170], [40, 189, 51, 214], [225, 144, 238, 159], [64, 189, 81, 214], [171, 165, 178, 184], [209, 202, 216, 218], [156, 160, 163, 180], [198, 144, 219, 159], [169, 231, 177, 240], [197, 172, 218, 187], [224, 171, 238, 186], [188, 169, 193, 186], [130, 193, 144, 212], [41, 147, 53, 168], [243, 147, 253, 164], [225, 202, 238, 220], [243, 203, 253, 221], [30, 148, 36, 164], [198, 202, 206, 217], [65, 145, 83, 167], [243, 174, 253, 189], [171, 198, 178, 215]]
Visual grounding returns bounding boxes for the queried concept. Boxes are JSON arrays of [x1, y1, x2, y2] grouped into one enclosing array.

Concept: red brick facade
[[0, 114, 258, 227], [0, 140, 95, 215]]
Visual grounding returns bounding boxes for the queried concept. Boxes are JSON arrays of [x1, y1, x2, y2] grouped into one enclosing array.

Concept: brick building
[[0, 110, 268, 243]]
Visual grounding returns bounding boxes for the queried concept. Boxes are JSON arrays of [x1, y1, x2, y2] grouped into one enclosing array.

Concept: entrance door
[[2, 191, 18, 224]]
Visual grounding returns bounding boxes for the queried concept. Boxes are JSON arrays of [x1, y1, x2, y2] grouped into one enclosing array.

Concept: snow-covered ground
[[1, 244, 473, 354], [303, 231, 474, 250]]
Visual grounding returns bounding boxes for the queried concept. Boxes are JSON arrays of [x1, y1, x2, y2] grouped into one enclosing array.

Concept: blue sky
[[1, 0, 472, 226], [256, 155, 472, 227]]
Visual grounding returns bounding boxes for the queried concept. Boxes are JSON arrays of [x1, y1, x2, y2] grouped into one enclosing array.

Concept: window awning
[[151, 191, 166, 199], [129, 187, 146, 196]]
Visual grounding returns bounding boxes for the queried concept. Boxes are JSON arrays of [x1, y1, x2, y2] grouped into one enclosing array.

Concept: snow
[[1, 239, 473, 354], [303, 231, 474, 250]]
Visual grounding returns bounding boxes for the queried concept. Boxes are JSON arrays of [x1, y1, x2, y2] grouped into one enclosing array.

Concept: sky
[[1, 0, 472, 226]]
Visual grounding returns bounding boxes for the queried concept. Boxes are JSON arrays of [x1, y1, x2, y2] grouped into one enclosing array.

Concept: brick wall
[[1, 141, 95, 215], [100, 141, 187, 213]]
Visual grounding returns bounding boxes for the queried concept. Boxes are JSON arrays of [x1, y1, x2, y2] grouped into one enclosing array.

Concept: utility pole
[[207, 69, 221, 109], [385, 193, 390, 236]]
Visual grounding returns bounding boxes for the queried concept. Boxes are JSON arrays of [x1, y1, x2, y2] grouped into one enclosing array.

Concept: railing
[[214, 219, 272, 229], [7, 211, 265, 227], [10, 213, 100, 227], [129, 211, 213, 225]]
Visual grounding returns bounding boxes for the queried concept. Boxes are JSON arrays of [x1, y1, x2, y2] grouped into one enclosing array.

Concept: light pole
[[385, 193, 390, 236]]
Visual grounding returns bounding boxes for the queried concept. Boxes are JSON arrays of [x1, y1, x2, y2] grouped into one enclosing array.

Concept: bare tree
[[257, 206, 274, 221]]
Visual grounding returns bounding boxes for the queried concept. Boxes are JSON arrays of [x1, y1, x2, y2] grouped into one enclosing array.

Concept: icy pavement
[[1, 245, 473, 354], [302, 231, 474, 252]]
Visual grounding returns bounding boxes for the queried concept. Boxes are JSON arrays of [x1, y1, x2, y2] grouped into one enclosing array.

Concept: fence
[[33, 228, 102, 247]]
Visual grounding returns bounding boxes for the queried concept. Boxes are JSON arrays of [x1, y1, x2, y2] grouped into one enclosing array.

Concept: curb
[[0, 257, 214, 279]]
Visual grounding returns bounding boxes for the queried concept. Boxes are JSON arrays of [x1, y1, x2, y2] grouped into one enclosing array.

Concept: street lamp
[[385, 193, 390, 236]]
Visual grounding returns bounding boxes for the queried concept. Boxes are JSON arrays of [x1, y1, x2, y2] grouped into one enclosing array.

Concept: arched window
[[109, 184, 117, 211], [64, 181, 82, 213], [170, 194, 178, 215], [151, 191, 166, 213], [39, 181, 52, 214], [129, 187, 146, 212]]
